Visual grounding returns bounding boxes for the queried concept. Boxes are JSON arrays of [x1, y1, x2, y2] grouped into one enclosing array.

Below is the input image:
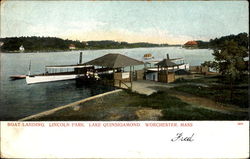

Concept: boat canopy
[[45, 64, 93, 69]]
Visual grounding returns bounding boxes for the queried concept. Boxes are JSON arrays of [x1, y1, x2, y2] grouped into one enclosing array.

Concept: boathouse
[[84, 53, 144, 89], [155, 58, 179, 83], [183, 41, 198, 48]]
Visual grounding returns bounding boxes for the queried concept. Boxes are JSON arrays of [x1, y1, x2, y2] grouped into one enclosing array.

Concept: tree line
[[196, 32, 248, 49], [0, 37, 84, 52], [0, 36, 169, 52]]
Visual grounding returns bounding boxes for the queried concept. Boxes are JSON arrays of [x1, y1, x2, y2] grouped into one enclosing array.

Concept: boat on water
[[26, 64, 96, 84], [144, 54, 190, 81], [144, 54, 189, 71], [26, 52, 99, 84], [145, 57, 189, 71], [143, 53, 154, 60]]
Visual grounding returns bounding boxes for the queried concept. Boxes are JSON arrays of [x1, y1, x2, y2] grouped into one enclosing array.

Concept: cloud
[[28, 25, 60, 36], [26, 21, 199, 44], [64, 27, 196, 44], [67, 21, 107, 32], [26, 20, 107, 38]]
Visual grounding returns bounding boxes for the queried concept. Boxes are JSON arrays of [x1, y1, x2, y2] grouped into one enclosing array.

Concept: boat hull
[[10, 75, 26, 80], [26, 74, 79, 84], [147, 63, 190, 71]]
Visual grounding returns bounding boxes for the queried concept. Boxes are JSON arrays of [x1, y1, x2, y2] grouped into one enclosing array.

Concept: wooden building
[[189, 66, 209, 74], [155, 59, 180, 83], [84, 53, 144, 89]]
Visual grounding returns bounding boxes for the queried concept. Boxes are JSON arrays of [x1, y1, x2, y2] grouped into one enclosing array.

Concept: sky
[[0, 0, 249, 44]]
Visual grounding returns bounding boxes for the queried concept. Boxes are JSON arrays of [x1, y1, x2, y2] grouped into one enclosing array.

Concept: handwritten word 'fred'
[[171, 132, 194, 142]]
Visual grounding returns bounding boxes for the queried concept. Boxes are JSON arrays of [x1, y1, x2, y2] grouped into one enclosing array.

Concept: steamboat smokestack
[[167, 54, 170, 59], [79, 52, 82, 64]]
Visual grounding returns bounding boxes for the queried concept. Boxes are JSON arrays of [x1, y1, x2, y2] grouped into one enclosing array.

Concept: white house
[[69, 44, 76, 50], [19, 45, 25, 52], [0, 42, 4, 47]]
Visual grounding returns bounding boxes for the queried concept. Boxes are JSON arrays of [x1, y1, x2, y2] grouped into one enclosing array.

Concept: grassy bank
[[32, 90, 248, 121], [172, 75, 248, 108], [172, 85, 248, 108], [127, 90, 248, 120]]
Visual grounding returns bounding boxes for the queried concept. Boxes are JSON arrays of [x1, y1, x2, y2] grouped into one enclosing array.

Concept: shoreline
[[0, 47, 212, 54], [18, 78, 248, 121], [0, 46, 181, 54]]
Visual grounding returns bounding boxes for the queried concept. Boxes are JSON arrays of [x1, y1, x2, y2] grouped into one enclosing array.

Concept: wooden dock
[[114, 80, 173, 95]]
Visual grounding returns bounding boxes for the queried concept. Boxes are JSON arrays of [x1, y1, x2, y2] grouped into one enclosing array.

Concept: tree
[[213, 40, 248, 76], [201, 61, 219, 72], [208, 40, 248, 100]]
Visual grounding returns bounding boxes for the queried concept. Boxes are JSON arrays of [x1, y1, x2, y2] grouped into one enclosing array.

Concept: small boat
[[10, 75, 26, 80], [145, 54, 189, 71], [145, 58, 189, 71], [143, 53, 154, 60], [144, 54, 190, 81]]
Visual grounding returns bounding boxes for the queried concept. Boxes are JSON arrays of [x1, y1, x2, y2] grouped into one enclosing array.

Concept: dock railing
[[118, 80, 132, 90]]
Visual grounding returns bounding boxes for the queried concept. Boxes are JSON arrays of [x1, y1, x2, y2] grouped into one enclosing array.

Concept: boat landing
[[115, 80, 173, 96]]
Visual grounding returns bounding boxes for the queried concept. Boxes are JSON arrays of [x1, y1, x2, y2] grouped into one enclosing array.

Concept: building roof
[[184, 41, 198, 45], [84, 53, 144, 68], [155, 59, 179, 67]]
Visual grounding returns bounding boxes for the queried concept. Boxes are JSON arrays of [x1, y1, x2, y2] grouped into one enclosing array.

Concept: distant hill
[[0, 36, 169, 52]]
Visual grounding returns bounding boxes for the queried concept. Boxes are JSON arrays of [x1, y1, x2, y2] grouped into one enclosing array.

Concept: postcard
[[0, 0, 249, 158]]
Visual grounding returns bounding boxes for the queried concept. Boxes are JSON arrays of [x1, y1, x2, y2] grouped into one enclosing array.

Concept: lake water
[[0, 47, 213, 120]]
